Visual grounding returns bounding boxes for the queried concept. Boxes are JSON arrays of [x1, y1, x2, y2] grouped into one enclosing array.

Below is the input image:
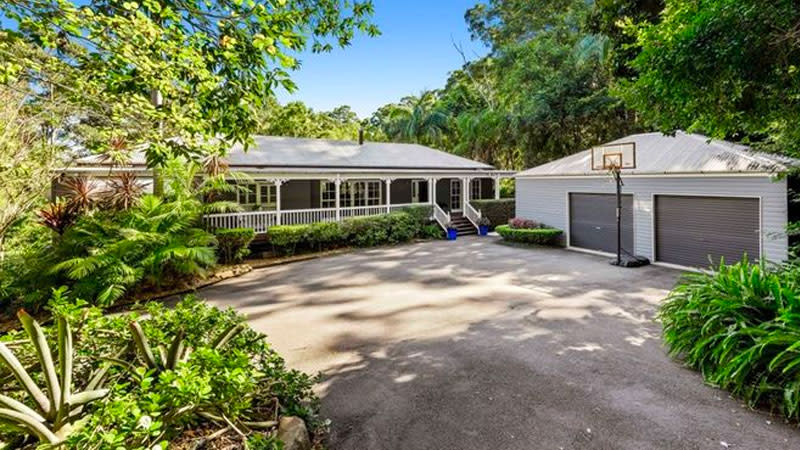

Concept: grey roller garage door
[[655, 195, 760, 267], [569, 193, 634, 254]]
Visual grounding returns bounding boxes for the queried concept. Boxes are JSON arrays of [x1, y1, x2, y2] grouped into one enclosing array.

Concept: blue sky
[[276, 0, 488, 118]]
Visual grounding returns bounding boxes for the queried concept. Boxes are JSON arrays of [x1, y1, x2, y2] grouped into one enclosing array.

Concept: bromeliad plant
[[0, 310, 109, 444], [660, 258, 800, 420]]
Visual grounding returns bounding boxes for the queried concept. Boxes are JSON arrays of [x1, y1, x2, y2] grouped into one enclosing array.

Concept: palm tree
[[383, 91, 450, 146]]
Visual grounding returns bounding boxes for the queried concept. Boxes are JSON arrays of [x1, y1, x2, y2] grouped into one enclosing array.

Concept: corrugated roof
[[77, 136, 494, 171], [516, 132, 797, 177]]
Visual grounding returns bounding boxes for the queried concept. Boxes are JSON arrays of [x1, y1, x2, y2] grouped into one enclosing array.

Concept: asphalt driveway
[[200, 236, 798, 449]]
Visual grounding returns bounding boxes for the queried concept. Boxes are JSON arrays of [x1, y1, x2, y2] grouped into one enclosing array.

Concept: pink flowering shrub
[[508, 217, 540, 229]]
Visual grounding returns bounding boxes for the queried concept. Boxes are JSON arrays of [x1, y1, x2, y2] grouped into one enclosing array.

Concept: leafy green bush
[[420, 223, 444, 239], [5, 195, 217, 308], [305, 221, 344, 251], [268, 210, 433, 255], [0, 294, 320, 448], [340, 215, 390, 247], [215, 227, 256, 263], [471, 199, 515, 230], [495, 224, 563, 245], [268, 224, 310, 256], [660, 259, 800, 420]]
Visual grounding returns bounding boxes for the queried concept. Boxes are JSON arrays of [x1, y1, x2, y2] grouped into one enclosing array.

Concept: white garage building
[[515, 132, 798, 269]]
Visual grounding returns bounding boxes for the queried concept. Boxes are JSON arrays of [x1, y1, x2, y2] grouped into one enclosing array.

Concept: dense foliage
[[268, 207, 438, 255], [495, 224, 563, 246], [0, 160, 238, 309], [215, 228, 257, 264], [470, 199, 515, 231], [256, 98, 372, 141], [0, 294, 319, 448], [619, 0, 800, 155], [0, 0, 378, 170], [660, 260, 800, 420], [5, 194, 216, 308]]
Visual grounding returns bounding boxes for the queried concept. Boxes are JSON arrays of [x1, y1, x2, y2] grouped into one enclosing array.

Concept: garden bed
[[0, 295, 322, 449], [495, 224, 563, 245]]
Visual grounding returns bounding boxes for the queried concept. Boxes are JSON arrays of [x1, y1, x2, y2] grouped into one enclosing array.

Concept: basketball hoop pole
[[613, 168, 622, 266]]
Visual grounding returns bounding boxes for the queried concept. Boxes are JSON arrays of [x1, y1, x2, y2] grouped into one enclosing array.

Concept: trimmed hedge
[[268, 209, 436, 255], [471, 199, 515, 230], [495, 224, 562, 245], [214, 227, 256, 263]]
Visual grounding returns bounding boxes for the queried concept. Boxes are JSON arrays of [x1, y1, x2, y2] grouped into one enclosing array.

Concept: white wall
[[515, 175, 789, 263]]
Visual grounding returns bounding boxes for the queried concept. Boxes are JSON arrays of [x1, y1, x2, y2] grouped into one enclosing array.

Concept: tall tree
[[618, 0, 800, 155], [374, 92, 450, 146], [0, 0, 378, 166], [0, 83, 64, 256]]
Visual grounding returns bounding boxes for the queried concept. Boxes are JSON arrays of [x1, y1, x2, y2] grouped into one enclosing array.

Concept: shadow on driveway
[[200, 237, 797, 450]]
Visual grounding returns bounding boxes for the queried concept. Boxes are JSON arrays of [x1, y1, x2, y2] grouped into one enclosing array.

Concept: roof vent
[[358, 128, 364, 145]]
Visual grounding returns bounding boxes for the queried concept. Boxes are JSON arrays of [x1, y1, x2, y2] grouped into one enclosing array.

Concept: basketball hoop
[[591, 143, 636, 172], [589, 142, 647, 268]]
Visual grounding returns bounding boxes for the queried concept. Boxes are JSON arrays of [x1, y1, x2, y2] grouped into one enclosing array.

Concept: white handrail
[[204, 202, 434, 233], [432, 204, 450, 232], [203, 210, 278, 234], [464, 202, 482, 232]]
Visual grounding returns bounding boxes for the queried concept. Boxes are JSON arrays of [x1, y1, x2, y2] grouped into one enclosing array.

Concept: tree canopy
[[618, 0, 800, 155], [0, 0, 378, 166]]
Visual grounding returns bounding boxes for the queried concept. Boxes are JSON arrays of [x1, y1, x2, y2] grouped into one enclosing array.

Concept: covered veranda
[[203, 169, 515, 234]]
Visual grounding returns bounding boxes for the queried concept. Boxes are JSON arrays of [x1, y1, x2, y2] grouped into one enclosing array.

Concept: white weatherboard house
[[515, 132, 798, 269], [59, 136, 513, 235]]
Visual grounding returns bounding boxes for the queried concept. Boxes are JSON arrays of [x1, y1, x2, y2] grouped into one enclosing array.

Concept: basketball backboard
[[591, 143, 636, 171]]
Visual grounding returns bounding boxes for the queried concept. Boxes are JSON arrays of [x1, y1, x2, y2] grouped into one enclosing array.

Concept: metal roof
[[516, 132, 797, 177], [76, 136, 495, 171]]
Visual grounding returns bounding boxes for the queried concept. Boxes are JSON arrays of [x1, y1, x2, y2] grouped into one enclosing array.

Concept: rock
[[216, 270, 235, 279], [277, 416, 311, 450]]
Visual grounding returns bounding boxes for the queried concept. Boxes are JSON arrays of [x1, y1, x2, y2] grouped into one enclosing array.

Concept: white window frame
[[237, 182, 277, 209], [471, 179, 482, 200], [320, 180, 382, 208]]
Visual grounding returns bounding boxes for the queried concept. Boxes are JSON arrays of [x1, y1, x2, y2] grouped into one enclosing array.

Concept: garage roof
[[76, 135, 494, 171], [516, 132, 797, 177]]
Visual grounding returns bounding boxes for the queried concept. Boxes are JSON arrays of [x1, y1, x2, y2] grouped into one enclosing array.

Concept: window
[[260, 184, 277, 206], [239, 183, 257, 205], [320, 180, 382, 208], [366, 181, 381, 206], [238, 182, 277, 209], [321, 182, 336, 208], [471, 179, 482, 200]]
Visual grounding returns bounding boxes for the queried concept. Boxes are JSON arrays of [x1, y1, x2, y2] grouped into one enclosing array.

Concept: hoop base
[[609, 254, 650, 268]]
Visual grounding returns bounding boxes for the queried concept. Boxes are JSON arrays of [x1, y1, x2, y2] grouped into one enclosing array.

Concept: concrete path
[[200, 237, 798, 449]]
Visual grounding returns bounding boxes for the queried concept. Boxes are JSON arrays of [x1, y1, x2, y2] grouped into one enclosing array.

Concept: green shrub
[[341, 215, 389, 247], [4, 194, 217, 308], [471, 199, 515, 230], [0, 294, 320, 448], [305, 221, 344, 251], [268, 224, 309, 255], [495, 224, 563, 245], [420, 223, 444, 239], [385, 211, 419, 243], [268, 211, 432, 255], [215, 227, 255, 263], [659, 259, 800, 420]]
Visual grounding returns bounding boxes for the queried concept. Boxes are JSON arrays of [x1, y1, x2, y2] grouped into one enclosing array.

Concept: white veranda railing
[[464, 202, 482, 232], [204, 203, 432, 233]]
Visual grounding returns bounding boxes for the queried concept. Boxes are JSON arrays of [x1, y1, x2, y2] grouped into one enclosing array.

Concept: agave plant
[[37, 199, 80, 235], [106, 319, 245, 378], [0, 311, 109, 443]]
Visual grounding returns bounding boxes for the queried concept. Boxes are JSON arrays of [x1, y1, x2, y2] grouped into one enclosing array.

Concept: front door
[[450, 179, 462, 212]]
